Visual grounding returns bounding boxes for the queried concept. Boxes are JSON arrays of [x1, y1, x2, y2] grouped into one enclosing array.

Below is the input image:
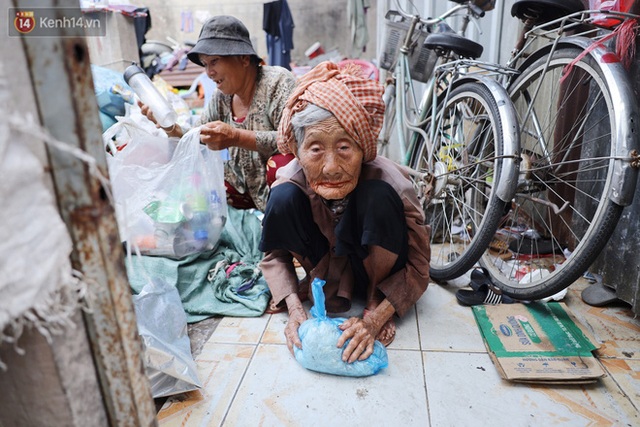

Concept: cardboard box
[[472, 302, 606, 384]]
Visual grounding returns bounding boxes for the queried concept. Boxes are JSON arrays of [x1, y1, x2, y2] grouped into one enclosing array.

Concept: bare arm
[[283, 293, 308, 355], [199, 121, 257, 151], [260, 249, 306, 354], [137, 101, 257, 148], [337, 299, 395, 363]]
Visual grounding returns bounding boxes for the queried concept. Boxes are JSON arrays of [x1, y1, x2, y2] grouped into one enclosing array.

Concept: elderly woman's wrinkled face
[[297, 115, 363, 200], [199, 54, 249, 95]]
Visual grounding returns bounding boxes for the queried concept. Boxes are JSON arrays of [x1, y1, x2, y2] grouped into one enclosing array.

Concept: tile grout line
[[414, 303, 432, 426], [219, 314, 274, 426], [600, 361, 640, 414]]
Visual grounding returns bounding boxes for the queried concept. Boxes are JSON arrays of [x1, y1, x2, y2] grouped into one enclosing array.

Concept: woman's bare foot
[[363, 307, 396, 347]]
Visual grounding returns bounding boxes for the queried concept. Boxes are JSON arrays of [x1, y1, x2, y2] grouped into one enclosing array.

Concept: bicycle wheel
[[481, 46, 624, 300], [409, 82, 511, 281]]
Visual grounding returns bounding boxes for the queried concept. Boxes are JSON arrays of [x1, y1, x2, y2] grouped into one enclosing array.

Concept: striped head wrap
[[277, 61, 385, 162]]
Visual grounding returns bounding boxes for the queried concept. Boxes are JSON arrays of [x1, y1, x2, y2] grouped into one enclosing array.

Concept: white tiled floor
[[157, 279, 640, 426]]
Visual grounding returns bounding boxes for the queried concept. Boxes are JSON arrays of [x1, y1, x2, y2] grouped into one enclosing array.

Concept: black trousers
[[259, 180, 408, 290]]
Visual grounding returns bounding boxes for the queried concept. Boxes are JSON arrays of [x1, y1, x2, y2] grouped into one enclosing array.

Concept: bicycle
[[378, 0, 521, 281], [474, 0, 640, 300]]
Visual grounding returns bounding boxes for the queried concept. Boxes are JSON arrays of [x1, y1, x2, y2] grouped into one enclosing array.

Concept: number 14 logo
[[14, 11, 35, 34]]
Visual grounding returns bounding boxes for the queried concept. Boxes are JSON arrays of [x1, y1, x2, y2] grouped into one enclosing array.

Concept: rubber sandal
[[469, 267, 492, 291], [265, 298, 287, 314], [456, 284, 516, 306], [363, 308, 396, 347], [458, 269, 516, 306]]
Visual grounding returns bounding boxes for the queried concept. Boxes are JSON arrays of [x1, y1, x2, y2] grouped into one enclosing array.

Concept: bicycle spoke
[[412, 82, 512, 280], [482, 46, 625, 300]]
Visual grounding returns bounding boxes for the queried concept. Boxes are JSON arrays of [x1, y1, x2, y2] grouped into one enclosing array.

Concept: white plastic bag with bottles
[[104, 121, 227, 258]]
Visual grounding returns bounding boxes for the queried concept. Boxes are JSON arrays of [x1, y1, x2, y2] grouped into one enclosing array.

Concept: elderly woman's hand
[[336, 316, 378, 363], [137, 100, 182, 137], [200, 121, 238, 150], [283, 294, 308, 355], [138, 100, 156, 125]]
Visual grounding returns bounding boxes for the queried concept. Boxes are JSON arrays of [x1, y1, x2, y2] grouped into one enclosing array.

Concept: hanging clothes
[[132, 7, 152, 64], [263, 0, 295, 70], [181, 10, 194, 33], [348, 0, 370, 59]]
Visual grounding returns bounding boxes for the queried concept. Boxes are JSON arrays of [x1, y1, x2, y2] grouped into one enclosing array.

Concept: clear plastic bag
[[293, 278, 388, 377], [104, 121, 227, 258], [132, 277, 201, 398]]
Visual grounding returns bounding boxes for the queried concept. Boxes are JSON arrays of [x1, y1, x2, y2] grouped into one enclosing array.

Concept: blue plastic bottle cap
[[193, 229, 209, 241]]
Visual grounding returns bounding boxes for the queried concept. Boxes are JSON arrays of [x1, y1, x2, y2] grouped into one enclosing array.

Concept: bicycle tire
[[480, 46, 624, 300], [409, 82, 510, 281]]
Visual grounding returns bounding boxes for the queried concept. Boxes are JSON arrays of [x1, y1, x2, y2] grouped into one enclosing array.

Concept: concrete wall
[[129, 0, 379, 66], [85, 11, 141, 72]]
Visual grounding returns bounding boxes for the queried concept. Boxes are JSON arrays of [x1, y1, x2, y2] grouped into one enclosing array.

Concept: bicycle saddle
[[424, 33, 484, 59], [511, 0, 585, 23]]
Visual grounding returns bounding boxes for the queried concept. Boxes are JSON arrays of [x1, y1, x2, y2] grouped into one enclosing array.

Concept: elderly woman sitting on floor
[[258, 61, 431, 363]]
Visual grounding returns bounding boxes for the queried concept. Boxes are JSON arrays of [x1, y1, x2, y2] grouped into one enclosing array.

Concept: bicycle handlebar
[[391, 0, 484, 26]]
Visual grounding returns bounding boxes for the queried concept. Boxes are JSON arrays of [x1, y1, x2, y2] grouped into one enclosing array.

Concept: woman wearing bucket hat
[[140, 15, 296, 211], [258, 61, 431, 363]]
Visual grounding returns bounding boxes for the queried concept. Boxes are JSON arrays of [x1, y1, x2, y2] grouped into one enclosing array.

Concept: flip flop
[[456, 284, 516, 306], [265, 298, 288, 315], [469, 267, 492, 291], [363, 308, 396, 347], [457, 268, 516, 306]]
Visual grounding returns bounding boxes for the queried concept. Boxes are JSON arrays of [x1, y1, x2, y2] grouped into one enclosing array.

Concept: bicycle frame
[[390, 4, 470, 164], [475, 5, 640, 299], [388, 8, 521, 202], [382, 0, 529, 281], [506, 10, 640, 205], [389, 3, 519, 160]]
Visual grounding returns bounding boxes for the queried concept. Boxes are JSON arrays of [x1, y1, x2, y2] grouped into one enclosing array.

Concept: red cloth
[[225, 152, 294, 209], [266, 153, 295, 187]]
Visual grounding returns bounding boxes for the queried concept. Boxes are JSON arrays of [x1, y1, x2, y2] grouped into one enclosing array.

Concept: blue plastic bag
[[293, 278, 388, 377]]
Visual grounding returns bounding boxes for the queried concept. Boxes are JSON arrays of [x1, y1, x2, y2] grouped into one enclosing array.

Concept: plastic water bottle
[[208, 190, 225, 244], [208, 190, 224, 220], [183, 174, 211, 250], [123, 64, 177, 128], [186, 195, 210, 243]]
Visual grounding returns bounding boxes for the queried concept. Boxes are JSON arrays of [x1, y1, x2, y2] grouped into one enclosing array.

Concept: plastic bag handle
[[309, 278, 327, 319]]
